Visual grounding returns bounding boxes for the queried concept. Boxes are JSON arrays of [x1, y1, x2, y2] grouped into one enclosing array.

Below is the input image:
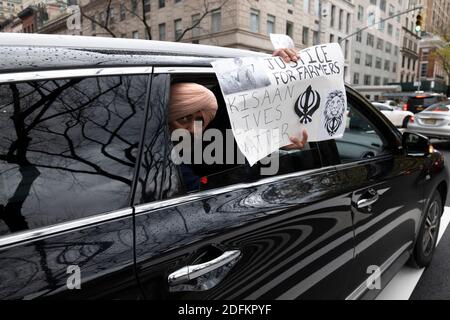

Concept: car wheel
[[409, 190, 442, 268], [402, 116, 410, 128]]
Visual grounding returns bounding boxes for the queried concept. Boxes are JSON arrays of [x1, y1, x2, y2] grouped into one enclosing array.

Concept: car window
[[164, 75, 323, 196], [0, 75, 148, 236], [425, 102, 450, 112], [373, 104, 391, 111], [334, 101, 388, 163]]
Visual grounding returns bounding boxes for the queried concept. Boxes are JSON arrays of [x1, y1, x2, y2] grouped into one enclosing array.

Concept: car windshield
[[424, 102, 450, 112]]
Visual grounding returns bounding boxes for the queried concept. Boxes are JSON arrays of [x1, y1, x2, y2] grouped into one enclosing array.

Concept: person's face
[[169, 110, 204, 135]]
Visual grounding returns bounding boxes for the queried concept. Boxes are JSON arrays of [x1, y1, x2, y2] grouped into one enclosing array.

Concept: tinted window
[[408, 97, 439, 106], [165, 76, 323, 195], [335, 102, 388, 163], [0, 76, 148, 235], [373, 104, 391, 111], [425, 102, 450, 112]]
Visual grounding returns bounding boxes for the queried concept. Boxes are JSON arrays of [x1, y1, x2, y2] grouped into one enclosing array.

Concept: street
[[377, 139, 450, 300]]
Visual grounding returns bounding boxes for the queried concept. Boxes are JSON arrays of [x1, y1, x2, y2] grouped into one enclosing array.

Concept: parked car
[[0, 33, 447, 300], [372, 102, 413, 128], [405, 93, 448, 114], [373, 100, 401, 109], [407, 100, 450, 139]]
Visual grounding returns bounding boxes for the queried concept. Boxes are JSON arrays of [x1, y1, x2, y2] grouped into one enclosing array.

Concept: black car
[[0, 33, 447, 300], [406, 93, 448, 114]]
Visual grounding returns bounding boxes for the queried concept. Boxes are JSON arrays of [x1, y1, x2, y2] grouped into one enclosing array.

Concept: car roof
[[0, 33, 269, 73]]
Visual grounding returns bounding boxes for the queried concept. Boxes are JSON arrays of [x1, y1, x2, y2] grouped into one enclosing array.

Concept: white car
[[372, 102, 413, 128]]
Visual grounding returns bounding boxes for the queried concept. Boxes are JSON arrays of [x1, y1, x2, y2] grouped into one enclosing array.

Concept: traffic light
[[415, 14, 423, 32]]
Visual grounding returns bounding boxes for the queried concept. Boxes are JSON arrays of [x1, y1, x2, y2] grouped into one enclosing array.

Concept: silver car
[[407, 100, 450, 139]]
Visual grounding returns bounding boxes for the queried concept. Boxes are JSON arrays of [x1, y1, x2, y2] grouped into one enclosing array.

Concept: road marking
[[376, 206, 450, 300]]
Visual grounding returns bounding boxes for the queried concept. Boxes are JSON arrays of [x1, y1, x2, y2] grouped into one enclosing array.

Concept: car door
[[0, 68, 154, 299], [133, 68, 356, 300], [322, 89, 425, 300]]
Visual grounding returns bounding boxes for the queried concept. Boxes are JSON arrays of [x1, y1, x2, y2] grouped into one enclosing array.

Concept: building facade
[[0, 0, 22, 24], [350, 0, 404, 94], [398, 0, 421, 90]]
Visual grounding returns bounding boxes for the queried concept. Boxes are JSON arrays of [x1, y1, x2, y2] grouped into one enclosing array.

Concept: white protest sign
[[270, 33, 295, 49], [211, 43, 347, 166]]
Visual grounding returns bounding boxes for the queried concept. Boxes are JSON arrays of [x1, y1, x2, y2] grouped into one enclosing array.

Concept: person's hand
[[273, 48, 300, 63], [283, 129, 308, 150]]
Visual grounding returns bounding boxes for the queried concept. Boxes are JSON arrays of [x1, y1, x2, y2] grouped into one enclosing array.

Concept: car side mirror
[[402, 132, 431, 156]]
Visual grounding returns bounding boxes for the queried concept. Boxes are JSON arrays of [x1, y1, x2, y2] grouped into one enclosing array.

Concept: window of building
[[132, 31, 139, 39], [380, 0, 386, 11], [370, 0, 377, 5], [250, 9, 260, 33], [302, 26, 309, 45], [131, 0, 138, 14], [378, 20, 385, 32], [286, 21, 294, 39], [159, 23, 166, 40], [330, 5, 335, 27], [211, 9, 221, 33], [374, 76, 381, 85], [174, 19, 182, 40], [357, 5, 364, 21], [144, 0, 151, 13], [267, 14, 276, 35], [388, 4, 394, 16], [338, 9, 343, 30], [303, 0, 309, 13], [159, 0, 165, 8], [356, 29, 362, 42], [375, 57, 382, 69], [383, 78, 389, 85], [346, 13, 351, 34], [384, 60, 391, 71], [367, 9, 375, 25], [367, 33, 374, 47], [376, 38, 384, 50], [313, 31, 319, 45], [353, 72, 360, 85], [120, 1, 126, 21], [0, 75, 149, 236], [191, 14, 201, 37], [330, 34, 335, 43], [387, 23, 393, 36], [355, 50, 361, 64], [393, 62, 397, 73], [365, 54, 373, 67], [385, 41, 392, 53]]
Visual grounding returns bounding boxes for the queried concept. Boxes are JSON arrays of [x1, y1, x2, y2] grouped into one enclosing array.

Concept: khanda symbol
[[294, 85, 321, 124]]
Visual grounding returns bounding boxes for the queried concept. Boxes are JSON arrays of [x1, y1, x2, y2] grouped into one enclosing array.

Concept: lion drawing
[[324, 90, 345, 136]]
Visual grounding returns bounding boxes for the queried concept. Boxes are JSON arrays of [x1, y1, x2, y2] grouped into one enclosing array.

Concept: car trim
[[134, 155, 394, 215], [345, 241, 412, 300], [0, 66, 154, 84], [154, 67, 215, 74], [0, 208, 133, 249]]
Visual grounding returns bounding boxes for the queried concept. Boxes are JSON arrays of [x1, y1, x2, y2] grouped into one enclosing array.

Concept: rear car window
[[408, 97, 439, 106], [0, 75, 148, 236], [425, 103, 450, 112]]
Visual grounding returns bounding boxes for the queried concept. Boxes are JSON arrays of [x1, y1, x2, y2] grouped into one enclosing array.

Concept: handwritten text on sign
[[211, 43, 347, 165]]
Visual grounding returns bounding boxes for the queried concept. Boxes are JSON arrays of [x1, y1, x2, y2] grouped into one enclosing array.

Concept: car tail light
[[403, 103, 408, 111], [409, 116, 414, 123]]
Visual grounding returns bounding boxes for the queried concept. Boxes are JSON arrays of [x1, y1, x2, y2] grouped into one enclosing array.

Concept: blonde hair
[[168, 83, 218, 127]]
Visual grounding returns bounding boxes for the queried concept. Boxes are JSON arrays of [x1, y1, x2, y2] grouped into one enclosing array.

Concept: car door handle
[[168, 250, 241, 286], [357, 189, 379, 209]]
